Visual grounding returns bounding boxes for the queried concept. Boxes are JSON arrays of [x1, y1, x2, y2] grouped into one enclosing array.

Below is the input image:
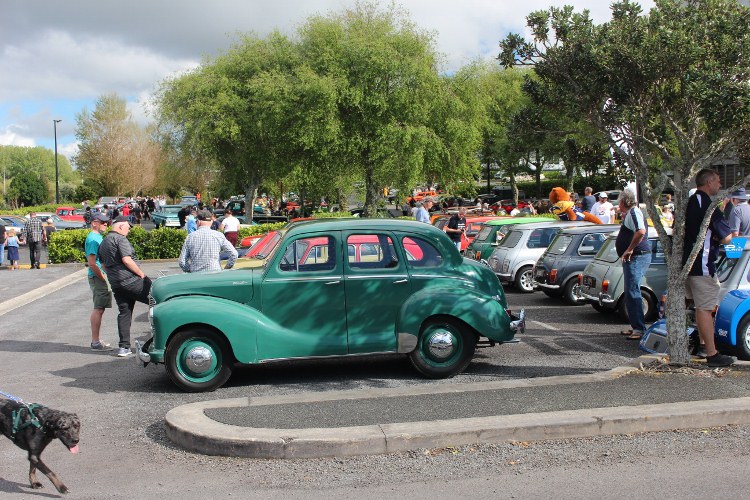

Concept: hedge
[[47, 223, 288, 264]]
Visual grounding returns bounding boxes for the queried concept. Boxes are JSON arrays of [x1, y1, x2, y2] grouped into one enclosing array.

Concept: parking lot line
[[0, 268, 87, 317], [531, 319, 629, 358]]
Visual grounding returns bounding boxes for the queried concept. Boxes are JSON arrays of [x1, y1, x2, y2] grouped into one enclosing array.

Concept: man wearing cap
[[591, 192, 614, 224], [98, 215, 152, 357], [728, 187, 750, 237], [179, 209, 238, 273], [85, 213, 113, 351]]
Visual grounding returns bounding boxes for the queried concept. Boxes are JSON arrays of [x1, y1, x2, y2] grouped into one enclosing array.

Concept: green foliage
[[238, 223, 287, 240], [140, 227, 186, 260], [74, 184, 98, 203], [7, 172, 49, 207], [310, 211, 355, 219], [5, 204, 60, 216], [47, 229, 88, 264], [126, 226, 150, 260]]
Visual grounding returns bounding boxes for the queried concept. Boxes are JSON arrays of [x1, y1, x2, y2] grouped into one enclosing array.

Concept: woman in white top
[[219, 210, 241, 247]]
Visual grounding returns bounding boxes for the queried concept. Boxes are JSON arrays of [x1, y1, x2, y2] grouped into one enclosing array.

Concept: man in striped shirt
[[23, 212, 46, 269], [179, 210, 238, 273]]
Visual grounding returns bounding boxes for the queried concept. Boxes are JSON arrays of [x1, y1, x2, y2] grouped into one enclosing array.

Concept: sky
[[0, 0, 656, 164]]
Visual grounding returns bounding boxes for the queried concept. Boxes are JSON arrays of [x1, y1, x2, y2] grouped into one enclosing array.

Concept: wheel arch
[[167, 323, 237, 364]]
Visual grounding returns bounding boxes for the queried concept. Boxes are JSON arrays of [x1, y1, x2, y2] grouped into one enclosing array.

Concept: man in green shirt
[[85, 213, 113, 351]]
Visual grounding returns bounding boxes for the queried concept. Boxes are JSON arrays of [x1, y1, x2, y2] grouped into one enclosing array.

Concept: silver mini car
[[487, 221, 593, 292], [578, 226, 671, 322]]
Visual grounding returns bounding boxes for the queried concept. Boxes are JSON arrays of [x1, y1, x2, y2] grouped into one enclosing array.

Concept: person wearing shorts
[[683, 168, 734, 367], [85, 213, 113, 351]]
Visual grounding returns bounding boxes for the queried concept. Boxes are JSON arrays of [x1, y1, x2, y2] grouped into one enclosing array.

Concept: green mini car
[[138, 219, 526, 392], [467, 216, 552, 262]]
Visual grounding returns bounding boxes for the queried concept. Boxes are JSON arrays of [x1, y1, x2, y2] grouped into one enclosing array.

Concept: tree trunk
[[243, 183, 259, 223], [510, 172, 518, 205], [363, 164, 380, 218]]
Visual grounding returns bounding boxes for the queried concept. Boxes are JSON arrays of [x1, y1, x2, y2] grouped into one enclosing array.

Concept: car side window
[[279, 236, 336, 272], [528, 228, 557, 249], [578, 233, 605, 256], [346, 234, 398, 270], [500, 230, 522, 248], [402, 237, 443, 268]]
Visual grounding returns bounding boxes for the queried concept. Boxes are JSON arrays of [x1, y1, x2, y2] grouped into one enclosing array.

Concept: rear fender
[[715, 290, 750, 346], [397, 287, 513, 343]]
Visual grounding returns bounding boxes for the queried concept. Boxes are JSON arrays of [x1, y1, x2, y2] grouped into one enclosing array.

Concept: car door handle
[[325, 280, 341, 285], [393, 279, 408, 284]]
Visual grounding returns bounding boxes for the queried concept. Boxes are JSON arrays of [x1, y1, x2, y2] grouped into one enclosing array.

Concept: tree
[[500, 0, 750, 363], [74, 93, 160, 196], [0, 145, 77, 201], [7, 171, 48, 207]]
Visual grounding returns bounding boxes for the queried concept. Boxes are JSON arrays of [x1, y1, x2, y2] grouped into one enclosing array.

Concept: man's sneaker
[[706, 352, 736, 367], [90, 341, 113, 351], [116, 347, 132, 357]]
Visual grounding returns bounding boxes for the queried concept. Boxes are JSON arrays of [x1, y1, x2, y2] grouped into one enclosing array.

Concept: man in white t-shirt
[[218, 210, 241, 247], [591, 192, 614, 224]]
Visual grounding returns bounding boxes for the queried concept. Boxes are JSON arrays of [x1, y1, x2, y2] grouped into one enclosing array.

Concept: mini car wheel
[[409, 318, 476, 379], [166, 329, 233, 392], [617, 290, 657, 322], [735, 315, 750, 360], [541, 288, 562, 298], [563, 278, 583, 305], [515, 265, 535, 293]]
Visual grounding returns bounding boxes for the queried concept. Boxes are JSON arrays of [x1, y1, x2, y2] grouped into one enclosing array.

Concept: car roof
[[506, 220, 593, 230], [606, 226, 673, 238], [557, 224, 620, 235], [484, 216, 551, 226], [284, 218, 447, 237]]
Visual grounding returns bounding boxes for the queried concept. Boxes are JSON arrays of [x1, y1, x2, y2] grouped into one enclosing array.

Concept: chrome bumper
[[580, 291, 614, 305], [536, 282, 560, 290], [135, 338, 152, 365]]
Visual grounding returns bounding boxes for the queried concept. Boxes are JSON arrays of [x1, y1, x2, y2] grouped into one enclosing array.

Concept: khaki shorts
[[686, 275, 720, 311], [88, 275, 112, 309]]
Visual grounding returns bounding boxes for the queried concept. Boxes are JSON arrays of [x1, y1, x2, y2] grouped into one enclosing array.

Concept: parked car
[[55, 206, 85, 222], [467, 216, 552, 262], [487, 221, 593, 292], [151, 205, 183, 228], [642, 238, 750, 358], [533, 224, 619, 304], [138, 219, 526, 392], [0, 215, 28, 241], [179, 195, 199, 206], [34, 213, 86, 230], [432, 215, 502, 253], [578, 226, 670, 322]]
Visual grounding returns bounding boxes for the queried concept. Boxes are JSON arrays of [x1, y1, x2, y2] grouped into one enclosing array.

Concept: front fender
[[715, 289, 750, 346], [398, 287, 513, 343], [150, 296, 261, 364]]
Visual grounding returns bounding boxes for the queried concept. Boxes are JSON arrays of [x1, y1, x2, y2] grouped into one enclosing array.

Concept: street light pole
[[53, 119, 61, 203]]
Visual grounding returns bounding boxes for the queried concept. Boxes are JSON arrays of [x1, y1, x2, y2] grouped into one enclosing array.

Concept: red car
[[55, 206, 85, 222]]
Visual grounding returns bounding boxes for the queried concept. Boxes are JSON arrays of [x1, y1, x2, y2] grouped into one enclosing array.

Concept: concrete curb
[[164, 358, 750, 459]]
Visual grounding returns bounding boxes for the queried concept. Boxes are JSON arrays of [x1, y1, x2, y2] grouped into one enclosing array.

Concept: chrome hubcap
[[427, 331, 455, 360], [185, 346, 213, 374]]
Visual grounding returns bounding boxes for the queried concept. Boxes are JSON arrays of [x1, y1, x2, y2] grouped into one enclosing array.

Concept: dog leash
[[1, 391, 42, 439]]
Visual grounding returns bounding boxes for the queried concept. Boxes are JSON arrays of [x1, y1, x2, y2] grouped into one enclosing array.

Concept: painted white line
[[530, 319, 629, 358], [0, 269, 87, 317]]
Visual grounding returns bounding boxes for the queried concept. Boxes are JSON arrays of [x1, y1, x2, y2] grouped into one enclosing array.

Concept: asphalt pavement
[[3, 260, 750, 462]]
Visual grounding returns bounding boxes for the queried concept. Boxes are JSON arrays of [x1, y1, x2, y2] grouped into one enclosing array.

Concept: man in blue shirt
[[85, 213, 113, 351], [683, 168, 734, 367]]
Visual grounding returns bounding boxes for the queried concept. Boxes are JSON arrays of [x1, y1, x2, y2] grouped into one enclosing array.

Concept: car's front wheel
[[409, 318, 476, 379], [734, 315, 750, 360], [165, 329, 233, 392]]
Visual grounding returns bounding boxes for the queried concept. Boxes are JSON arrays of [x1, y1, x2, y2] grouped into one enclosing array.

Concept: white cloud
[[0, 124, 35, 147]]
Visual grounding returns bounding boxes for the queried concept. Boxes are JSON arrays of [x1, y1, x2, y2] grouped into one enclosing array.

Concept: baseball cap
[[113, 215, 132, 226], [599, 192, 608, 198], [92, 213, 110, 223], [196, 209, 212, 221]]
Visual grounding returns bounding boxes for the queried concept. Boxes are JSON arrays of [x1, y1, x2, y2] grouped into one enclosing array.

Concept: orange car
[[407, 190, 438, 204]]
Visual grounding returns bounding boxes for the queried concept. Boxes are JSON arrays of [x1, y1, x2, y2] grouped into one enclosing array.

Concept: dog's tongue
[[69, 445, 79, 454]]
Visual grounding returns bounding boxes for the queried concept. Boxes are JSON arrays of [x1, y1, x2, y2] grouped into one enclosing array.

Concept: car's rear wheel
[[541, 288, 561, 298], [514, 265, 535, 293], [734, 315, 750, 360], [409, 318, 476, 379], [592, 302, 607, 313], [617, 290, 657, 323], [166, 329, 233, 392], [563, 278, 583, 305]]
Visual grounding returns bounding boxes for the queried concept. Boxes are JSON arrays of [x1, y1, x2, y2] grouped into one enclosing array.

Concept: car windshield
[[547, 234, 573, 254]]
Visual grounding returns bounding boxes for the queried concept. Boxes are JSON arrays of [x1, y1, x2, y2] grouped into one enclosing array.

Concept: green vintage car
[[151, 204, 184, 228], [137, 219, 525, 392], [467, 216, 552, 262]]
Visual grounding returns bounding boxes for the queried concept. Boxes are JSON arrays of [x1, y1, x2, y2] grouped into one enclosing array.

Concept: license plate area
[[583, 275, 596, 288]]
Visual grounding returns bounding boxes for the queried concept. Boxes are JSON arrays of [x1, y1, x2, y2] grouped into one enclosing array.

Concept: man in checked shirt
[[23, 211, 46, 269], [178, 209, 238, 273]]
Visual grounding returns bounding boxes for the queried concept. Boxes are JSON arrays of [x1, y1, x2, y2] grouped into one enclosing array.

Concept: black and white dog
[[0, 397, 80, 494]]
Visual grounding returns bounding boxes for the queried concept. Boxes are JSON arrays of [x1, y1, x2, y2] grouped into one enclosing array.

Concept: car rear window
[[597, 238, 620, 263], [474, 225, 493, 242], [500, 230, 522, 248], [547, 234, 573, 254]]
